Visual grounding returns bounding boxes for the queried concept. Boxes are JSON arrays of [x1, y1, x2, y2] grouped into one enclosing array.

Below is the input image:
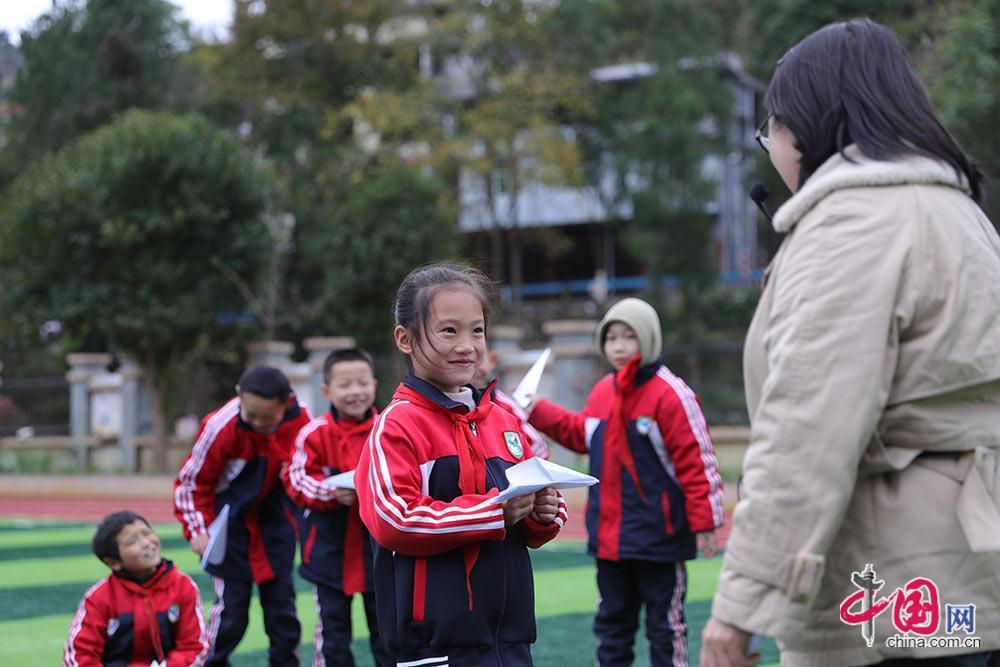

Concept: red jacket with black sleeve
[[282, 408, 377, 594], [63, 559, 207, 667], [530, 357, 724, 562], [355, 375, 567, 666], [173, 396, 312, 583]]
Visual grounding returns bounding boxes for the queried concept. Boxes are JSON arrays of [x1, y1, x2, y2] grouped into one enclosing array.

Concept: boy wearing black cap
[[174, 366, 312, 666]]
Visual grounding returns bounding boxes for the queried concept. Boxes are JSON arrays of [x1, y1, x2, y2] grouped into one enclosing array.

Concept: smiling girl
[[355, 262, 566, 667]]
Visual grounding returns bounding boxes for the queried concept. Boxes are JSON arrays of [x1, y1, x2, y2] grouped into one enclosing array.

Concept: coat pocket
[[302, 524, 318, 564], [661, 492, 675, 536], [914, 448, 1000, 552], [412, 557, 427, 622], [956, 448, 1000, 552]]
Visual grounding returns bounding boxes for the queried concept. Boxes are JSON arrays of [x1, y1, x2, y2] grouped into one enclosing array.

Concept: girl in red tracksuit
[[355, 263, 568, 667], [64, 511, 208, 667], [527, 297, 725, 667], [283, 347, 391, 667]]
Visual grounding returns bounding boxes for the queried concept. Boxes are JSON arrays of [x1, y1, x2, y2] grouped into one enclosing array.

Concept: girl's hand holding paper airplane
[[529, 487, 559, 524], [502, 493, 535, 526]]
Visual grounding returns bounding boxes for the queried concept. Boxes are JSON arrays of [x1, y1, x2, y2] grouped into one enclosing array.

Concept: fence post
[[119, 356, 142, 472], [65, 353, 112, 468]]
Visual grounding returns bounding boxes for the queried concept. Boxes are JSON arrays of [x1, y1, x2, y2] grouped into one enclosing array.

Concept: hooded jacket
[[531, 297, 724, 561], [712, 147, 1000, 664], [283, 408, 377, 594], [63, 560, 207, 667], [355, 375, 567, 666]]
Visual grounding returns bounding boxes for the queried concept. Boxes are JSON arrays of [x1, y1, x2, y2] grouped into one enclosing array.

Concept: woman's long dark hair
[[766, 18, 985, 201]]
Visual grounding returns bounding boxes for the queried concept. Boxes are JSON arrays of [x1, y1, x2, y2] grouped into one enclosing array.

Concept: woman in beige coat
[[701, 18, 1000, 667]]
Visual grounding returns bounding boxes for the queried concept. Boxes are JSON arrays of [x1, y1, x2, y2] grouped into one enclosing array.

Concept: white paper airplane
[[322, 470, 356, 491], [200, 504, 230, 569], [511, 347, 552, 410], [497, 457, 598, 501]]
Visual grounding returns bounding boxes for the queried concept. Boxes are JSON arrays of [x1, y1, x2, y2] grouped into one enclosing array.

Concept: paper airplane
[[200, 504, 230, 569], [497, 457, 597, 501], [322, 470, 356, 491], [511, 347, 551, 410]]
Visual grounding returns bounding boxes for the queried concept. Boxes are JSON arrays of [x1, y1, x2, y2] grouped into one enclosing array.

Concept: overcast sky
[[0, 0, 234, 44]]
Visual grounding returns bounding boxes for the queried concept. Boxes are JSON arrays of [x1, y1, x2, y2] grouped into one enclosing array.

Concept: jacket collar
[[614, 355, 662, 393], [113, 559, 172, 592], [328, 405, 375, 424], [773, 144, 973, 233], [400, 374, 492, 413]]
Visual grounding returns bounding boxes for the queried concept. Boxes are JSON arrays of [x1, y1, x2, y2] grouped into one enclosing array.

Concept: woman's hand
[[529, 487, 559, 524], [700, 617, 760, 667], [697, 530, 719, 558], [502, 494, 535, 526]]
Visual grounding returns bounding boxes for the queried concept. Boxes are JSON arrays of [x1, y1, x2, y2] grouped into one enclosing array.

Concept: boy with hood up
[[527, 297, 725, 667]]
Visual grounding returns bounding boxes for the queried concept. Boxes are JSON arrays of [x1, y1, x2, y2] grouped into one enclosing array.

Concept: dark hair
[[323, 348, 375, 383], [92, 511, 150, 562], [392, 262, 493, 364], [766, 18, 985, 201], [238, 366, 291, 401]]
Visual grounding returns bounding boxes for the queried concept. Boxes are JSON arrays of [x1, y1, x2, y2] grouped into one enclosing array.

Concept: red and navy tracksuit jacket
[[530, 357, 724, 562], [283, 407, 377, 593], [491, 388, 549, 460], [355, 376, 568, 667], [63, 560, 208, 667], [173, 396, 312, 582]]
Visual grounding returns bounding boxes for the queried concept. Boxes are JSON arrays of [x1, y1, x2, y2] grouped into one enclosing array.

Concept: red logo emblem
[[840, 565, 941, 646]]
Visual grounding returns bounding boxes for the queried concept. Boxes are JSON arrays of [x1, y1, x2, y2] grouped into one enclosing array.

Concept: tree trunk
[[140, 363, 170, 472]]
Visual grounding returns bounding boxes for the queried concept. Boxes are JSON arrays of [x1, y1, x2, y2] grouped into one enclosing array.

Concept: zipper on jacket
[[485, 462, 507, 666], [469, 421, 478, 437]]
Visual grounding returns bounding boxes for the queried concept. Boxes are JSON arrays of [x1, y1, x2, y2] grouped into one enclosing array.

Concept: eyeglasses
[[755, 117, 770, 154]]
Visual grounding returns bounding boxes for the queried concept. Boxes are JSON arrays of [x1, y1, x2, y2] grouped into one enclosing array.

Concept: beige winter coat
[[712, 147, 1000, 665]]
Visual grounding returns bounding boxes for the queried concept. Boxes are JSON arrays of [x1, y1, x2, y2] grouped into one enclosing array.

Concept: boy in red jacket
[[527, 298, 725, 667], [64, 511, 208, 667], [173, 366, 312, 666], [283, 348, 391, 666]]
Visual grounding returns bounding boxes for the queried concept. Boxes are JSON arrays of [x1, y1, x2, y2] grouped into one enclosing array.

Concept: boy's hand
[[190, 533, 210, 556], [334, 488, 358, 506], [529, 487, 559, 524], [697, 530, 719, 558], [502, 494, 534, 526]]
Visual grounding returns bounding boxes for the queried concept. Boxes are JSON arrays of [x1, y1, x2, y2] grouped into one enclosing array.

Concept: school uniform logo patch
[[504, 431, 524, 459], [636, 416, 654, 436], [168, 604, 180, 623]]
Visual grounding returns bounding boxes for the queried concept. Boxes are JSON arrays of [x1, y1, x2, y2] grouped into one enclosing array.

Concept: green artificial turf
[[0, 519, 779, 666]]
